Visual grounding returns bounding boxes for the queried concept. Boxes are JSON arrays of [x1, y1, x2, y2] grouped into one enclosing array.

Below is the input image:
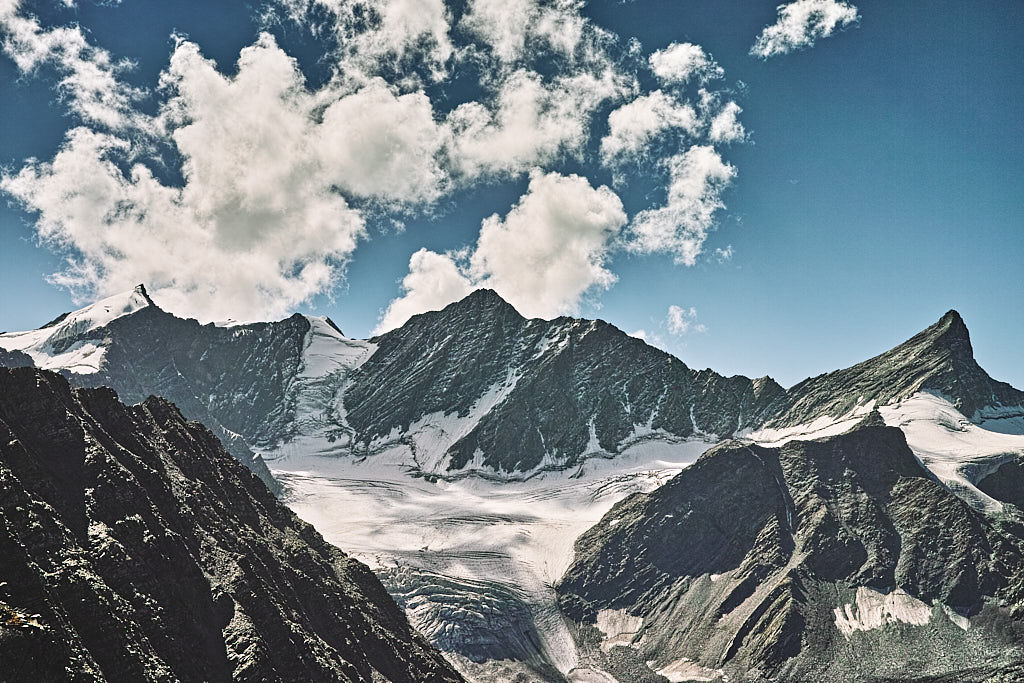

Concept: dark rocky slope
[[0, 348, 34, 368], [0, 366, 462, 682], [557, 416, 1024, 681]]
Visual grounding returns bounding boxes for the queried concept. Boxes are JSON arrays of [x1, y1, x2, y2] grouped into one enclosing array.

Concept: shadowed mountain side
[[0, 366, 463, 683], [346, 289, 785, 472]]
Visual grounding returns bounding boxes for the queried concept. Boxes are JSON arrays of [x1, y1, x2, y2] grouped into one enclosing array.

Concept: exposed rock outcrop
[[0, 366, 463, 682]]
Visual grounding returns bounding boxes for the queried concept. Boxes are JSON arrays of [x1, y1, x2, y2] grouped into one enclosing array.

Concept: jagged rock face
[[1, 288, 789, 477], [347, 289, 785, 472], [772, 311, 1024, 428], [557, 419, 1024, 681], [0, 294, 313, 492], [90, 306, 310, 447], [0, 367, 463, 683]]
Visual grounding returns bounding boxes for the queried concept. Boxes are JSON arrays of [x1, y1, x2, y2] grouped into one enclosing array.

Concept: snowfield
[[269, 385, 1024, 680]]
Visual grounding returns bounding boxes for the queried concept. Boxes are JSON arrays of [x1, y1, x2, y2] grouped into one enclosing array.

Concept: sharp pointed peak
[[133, 283, 156, 307], [447, 288, 523, 317], [934, 308, 968, 334], [913, 308, 972, 356], [940, 308, 964, 323], [464, 287, 508, 304]]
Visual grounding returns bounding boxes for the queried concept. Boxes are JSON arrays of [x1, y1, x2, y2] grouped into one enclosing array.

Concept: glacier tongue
[[266, 434, 712, 679]]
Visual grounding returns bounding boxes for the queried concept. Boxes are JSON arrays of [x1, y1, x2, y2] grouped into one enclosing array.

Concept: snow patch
[[879, 393, 1024, 514], [833, 587, 935, 638], [742, 400, 877, 447], [595, 609, 642, 652], [362, 369, 523, 474], [740, 392, 1024, 514], [654, 657, 725, 682]]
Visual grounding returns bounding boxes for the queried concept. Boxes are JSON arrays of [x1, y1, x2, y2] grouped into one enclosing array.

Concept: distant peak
[[936, 309, 967, 335], [450, 288, 523, 318], [466, 288, 506, 304], [940, 309, 964, 324]]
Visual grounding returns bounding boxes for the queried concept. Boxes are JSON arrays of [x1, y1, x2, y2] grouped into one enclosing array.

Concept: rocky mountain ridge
[[0, 365, 462, 682], [4, 288, 1018, 481], [769, 310, 1024, 429]]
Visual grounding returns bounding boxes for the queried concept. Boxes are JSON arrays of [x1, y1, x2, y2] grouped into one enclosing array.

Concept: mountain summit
[[558, 416, 1024, 681], [771, 309, 1024, 428]]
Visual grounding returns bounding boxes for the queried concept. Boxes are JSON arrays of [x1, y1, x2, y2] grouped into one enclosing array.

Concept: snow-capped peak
[[0, 284, 154, 374]]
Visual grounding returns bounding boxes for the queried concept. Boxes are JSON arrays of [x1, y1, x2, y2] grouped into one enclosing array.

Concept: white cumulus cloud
[[374, 248, 474, 333], [708, 101, 745, 144], [750, 0, 859, 59], [277, 0, 455, 82], [376, 170, 626, 332], [2, 0, 745, 327], [447, 67, 626, 179], [649, 42, 723, 86], [600, 90, 699, 166], [628, 144, 737, 265], [2, 34, 428, 322]]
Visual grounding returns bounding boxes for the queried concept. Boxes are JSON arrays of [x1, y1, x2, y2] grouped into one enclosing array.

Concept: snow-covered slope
[[879, 392, 1024, 513], [747, 392, 1024, 514], [0, 285, 153, 373]]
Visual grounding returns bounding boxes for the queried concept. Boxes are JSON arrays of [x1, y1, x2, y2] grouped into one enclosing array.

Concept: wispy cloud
[[666, 305, 706, 335], [750, 0, 859, 59], [0, 0, 144, 129], [627, 145, 737, 265]]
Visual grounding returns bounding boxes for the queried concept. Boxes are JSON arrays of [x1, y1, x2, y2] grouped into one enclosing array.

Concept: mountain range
[[2, 286, 1023, 681]]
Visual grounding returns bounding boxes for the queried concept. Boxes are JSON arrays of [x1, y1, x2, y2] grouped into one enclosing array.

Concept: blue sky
[[1, 0, 1021, 389]]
